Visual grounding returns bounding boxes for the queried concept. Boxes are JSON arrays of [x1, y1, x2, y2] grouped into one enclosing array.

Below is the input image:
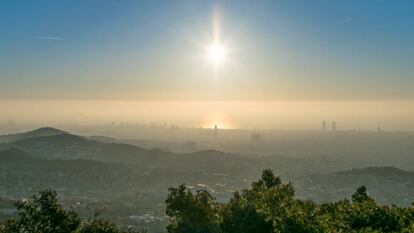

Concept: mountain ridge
[[0, 127, 67, 144]]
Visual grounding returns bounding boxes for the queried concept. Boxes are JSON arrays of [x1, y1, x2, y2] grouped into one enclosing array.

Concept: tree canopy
[[166, 169, 414, 233], [3, 169, 414, 232], [0, 189, 144, 233]]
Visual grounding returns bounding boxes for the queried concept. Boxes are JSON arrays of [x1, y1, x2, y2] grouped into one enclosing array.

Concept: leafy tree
[[0, 190, 147, 233], [221, 190, 272, 233], [352, 186, 371, 203], [165, 169, 414, 233], [165, 184, 221, 233], [1, 189, 80, 233], [4, 170, 414, 233], [220, 169, 283, 233], [79, 216, 119, 233]]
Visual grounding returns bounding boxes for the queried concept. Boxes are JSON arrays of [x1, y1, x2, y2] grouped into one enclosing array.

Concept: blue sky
[[1, 0, 414, 100]]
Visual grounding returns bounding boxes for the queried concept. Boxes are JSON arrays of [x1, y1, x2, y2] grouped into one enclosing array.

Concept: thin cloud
[[342, 17, 353, 23], [33, 36, 65, 41]]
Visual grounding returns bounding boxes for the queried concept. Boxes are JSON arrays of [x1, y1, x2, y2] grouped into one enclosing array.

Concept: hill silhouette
[[0, 127, 66, 144], [1, 129, 256, 174]]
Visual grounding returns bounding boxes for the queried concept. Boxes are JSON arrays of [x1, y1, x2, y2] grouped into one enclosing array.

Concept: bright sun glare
[[202, 113, 234, 129], [207, 43, 226, 64]]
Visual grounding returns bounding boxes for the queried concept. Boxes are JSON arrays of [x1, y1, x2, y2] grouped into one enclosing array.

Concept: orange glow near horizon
[[3, 100, 414, 131], [201, 113, 235, 129]]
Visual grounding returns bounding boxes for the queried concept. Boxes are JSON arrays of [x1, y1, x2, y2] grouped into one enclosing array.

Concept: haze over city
[[2, 1, 414, 233]]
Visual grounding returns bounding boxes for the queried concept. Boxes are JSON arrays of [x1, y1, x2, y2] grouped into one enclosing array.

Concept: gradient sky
[[1, 0, 414, 101], [2, 1, 414, 130]]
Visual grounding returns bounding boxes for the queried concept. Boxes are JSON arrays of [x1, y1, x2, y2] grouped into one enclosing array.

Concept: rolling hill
[[296, 166, 414, 206], [0, 127, 66, 144]]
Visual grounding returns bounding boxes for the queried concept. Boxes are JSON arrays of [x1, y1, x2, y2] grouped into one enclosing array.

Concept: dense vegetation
[[166, 169, 414, 233], [3, 170, 414, 232], [0, 189, 145, 233]]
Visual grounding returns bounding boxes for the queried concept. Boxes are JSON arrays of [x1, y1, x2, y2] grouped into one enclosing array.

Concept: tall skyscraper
[[332, 121, 337, 131]]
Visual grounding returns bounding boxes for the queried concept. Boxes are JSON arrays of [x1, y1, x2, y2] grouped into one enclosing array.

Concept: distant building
[[332, 121, 337, 131], [214, 124, 218, 139], [251, 131, 262, 143], [322, 121, 326, 131], [7, 120, 16, 128]]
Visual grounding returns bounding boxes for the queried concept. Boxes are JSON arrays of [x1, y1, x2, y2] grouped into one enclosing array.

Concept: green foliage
[[165, 170, 414, 233], [79, 217, 120, 233], [0, 190, 145, 233], [4, 170, 414, 233], [221, 190, 272, 233], [166, 184, 221, 233], [1, 189, 80, 233]]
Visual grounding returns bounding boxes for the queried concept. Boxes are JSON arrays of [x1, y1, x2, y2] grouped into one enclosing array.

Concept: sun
[[201, 113, 234, 129], [207, 43, 226, 64]]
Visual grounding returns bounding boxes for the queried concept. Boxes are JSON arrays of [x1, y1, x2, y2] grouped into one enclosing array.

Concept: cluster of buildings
[[322, 121, 337, 132]]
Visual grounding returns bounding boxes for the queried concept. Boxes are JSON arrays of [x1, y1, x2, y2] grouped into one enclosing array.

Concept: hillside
[[2, 129, 414, 230], [297, 166, 414, 206], [1, 130, 263, 177], [0, 148, 140, 198], [0, 127, 66, 144]]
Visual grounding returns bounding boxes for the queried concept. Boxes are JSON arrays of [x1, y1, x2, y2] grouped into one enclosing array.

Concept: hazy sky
[[1, 1, 414, 129], [3, 100, 414, 131], [1, 0, 413, 100]]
